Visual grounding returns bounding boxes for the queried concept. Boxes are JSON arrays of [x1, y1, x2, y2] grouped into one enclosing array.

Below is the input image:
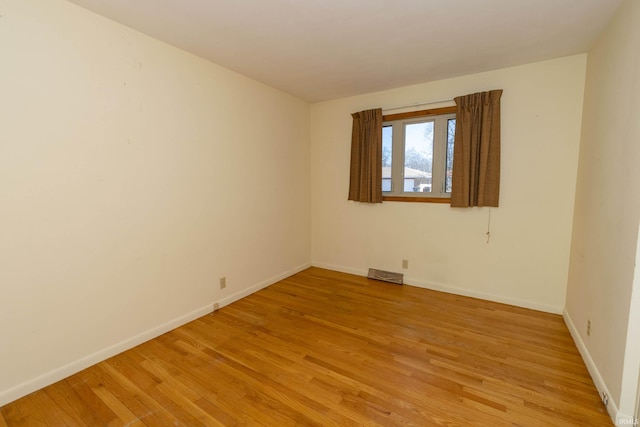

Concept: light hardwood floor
[[1, 267, 611, 426]]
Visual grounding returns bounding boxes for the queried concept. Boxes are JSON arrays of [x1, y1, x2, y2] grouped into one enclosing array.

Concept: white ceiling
[[66, 0, 622, 103]]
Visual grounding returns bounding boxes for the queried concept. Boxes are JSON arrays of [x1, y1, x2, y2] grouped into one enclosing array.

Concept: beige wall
[[311, 55, 587, 314], [565, 0, 640, 421], [2, 0, 633, 417], [0, 0, 310, 405]]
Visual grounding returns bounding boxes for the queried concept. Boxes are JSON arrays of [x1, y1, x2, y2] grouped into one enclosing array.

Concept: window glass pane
[[382, 125, 392, 191], [404, 122, 433, 193], [445, 119, 456, 193]]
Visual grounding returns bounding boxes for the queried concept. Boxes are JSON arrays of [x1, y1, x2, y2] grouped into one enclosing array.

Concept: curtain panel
[[451, 90, 503, 207], [348, 108, 383, 203]]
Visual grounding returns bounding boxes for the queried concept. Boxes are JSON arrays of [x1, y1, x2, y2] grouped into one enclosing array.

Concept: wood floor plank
[[90, 384, 142, 427], [0, 267, 612, 426], [67, 369, 122, 425], [43, 378, 105, 426], [96, 362, 183, 426]]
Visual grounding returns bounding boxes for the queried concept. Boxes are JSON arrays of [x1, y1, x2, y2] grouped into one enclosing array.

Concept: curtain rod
[[382, 98, 454, 112]]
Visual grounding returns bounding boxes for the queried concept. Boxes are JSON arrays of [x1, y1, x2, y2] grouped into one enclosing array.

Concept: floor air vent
[[367, 268, 403, 285]]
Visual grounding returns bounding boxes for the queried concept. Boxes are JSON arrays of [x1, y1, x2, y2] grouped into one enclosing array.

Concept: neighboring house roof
[[382, 167, 431, 179]]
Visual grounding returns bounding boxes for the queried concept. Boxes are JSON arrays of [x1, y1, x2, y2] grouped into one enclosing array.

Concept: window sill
[[383, 196, 451, 204]]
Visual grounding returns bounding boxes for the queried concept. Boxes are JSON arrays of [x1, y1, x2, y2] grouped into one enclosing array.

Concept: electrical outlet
[[587, 320, 591, 336], [219, 277, 226, 289], [402, 259, 409, 269], [601, 392, 608, 406]]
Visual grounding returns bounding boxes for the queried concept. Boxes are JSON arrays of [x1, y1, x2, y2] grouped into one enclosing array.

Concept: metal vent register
[[367, 268, 403, 285]]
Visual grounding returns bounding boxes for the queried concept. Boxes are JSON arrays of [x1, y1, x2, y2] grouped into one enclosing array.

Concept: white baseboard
[[0, 304, 212, 408], [311, 262, 563, 314], [563, 309, 619, 425], [0, 262, 311, 408], [311, 262, 368, 279], [405, 276, 563, 314], [315, 262, 617, 423], [217, 262, 311, 309]]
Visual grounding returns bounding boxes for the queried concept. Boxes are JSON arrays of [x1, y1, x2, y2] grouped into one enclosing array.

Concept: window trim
[[382, 106, 456, 122], [382, 106, 456, 203], [383, 196, 451, 203]]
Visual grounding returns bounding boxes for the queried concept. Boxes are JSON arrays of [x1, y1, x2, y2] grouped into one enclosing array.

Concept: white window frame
[[383, 111, 455, 199]]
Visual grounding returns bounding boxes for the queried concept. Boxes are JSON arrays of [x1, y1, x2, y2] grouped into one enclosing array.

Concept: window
[[382, 107, 456, 202]]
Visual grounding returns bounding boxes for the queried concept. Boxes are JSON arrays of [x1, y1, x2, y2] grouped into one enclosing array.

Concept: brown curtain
[[348, 108, 383, 203], [451, 90, 503, 207]]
